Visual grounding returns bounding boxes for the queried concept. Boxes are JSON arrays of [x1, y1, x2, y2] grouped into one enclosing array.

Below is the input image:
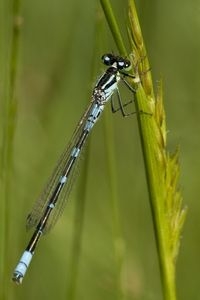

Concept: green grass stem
[[100, 0, 127, 57], [100, 0, 187, 299], [99, 2, 128, 298], [104, 108, 126, 300], [128, 1, 187, 299], [67, 14, 102, 298], [0, 0, 22, 298], [67, 147, 90, 300]]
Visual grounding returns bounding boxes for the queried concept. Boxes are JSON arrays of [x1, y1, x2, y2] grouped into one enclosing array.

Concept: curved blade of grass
[[0, 0, 22, 298], [128, 1, 187, 300], [99, 2, 128, 298], [103, 107, 127, 300], [66, 11, 104, 298], [100, 0, 187, 299], [100, 0, 127, 57], [66, 145, 90, 300]]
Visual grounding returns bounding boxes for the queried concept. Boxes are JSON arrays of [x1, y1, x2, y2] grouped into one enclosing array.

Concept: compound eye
[[102, 53, 115, 66], [124, 60, 131, 69], [117, 59, 131, 70], [117, 60, 125, 69]]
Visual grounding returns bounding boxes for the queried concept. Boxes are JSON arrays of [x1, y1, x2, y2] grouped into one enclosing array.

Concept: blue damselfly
[[12, 53, 136, 284]]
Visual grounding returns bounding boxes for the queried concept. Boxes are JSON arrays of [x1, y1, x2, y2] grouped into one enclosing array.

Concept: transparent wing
[[26, 101, 94, 234]]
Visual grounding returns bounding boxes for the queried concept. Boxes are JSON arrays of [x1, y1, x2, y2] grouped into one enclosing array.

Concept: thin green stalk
[[67, 146, 90, 300], [1, 0, 22, 298], [104, 108, 126, 300], [100, 0, 127, 56], [99, 2, 128, 298], [127, 1, 186, 300], [100, 0, 187, 299], [67, 13, 101, 298]]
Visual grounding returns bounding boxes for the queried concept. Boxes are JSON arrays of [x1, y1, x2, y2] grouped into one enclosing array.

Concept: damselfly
[[12, 53, 136, 284]]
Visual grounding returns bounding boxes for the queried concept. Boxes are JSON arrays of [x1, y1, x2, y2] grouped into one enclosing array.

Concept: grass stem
[[0, 0, 22, 298], [100, 0, 187, 299]]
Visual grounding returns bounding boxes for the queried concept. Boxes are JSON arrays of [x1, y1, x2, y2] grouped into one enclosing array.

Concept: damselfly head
[[102, 53, 131, 71], [102, 53, 116, 66]]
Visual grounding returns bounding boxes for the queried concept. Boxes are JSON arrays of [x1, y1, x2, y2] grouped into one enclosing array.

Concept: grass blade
[[128, 1, 187, 299], [0, 0, 22, 297], [100, 0, 187, 299]]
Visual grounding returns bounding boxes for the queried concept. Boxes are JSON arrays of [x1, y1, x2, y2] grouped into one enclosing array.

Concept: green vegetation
[[0, 0, 198, 299]]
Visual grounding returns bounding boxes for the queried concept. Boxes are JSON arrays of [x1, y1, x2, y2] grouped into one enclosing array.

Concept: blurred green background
[[0, 0, 200, 299]]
